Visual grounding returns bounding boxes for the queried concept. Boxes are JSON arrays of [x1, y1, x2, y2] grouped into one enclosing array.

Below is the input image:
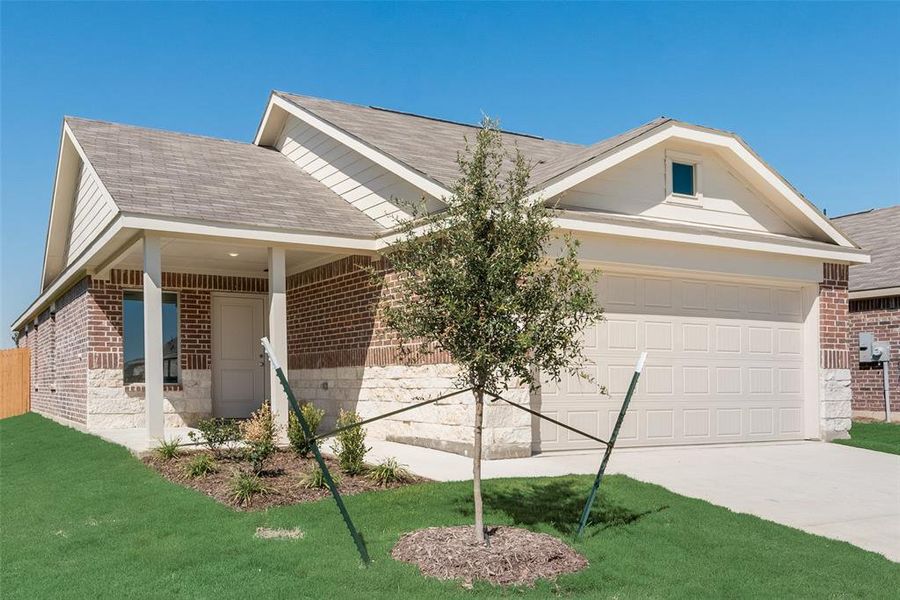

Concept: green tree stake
[[261, 337, 370, 565], [576, 352, 647, 539]]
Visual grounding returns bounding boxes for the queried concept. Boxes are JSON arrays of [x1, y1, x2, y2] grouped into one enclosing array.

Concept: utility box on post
[[859, 332, 890, 363], [858, 332, 893, 423]]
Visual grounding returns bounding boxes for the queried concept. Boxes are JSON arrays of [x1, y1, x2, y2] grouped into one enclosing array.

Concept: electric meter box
[[859, 332, 891, 363]]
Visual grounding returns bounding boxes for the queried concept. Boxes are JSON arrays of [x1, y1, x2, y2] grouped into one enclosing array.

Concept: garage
[[536, 270, 807, 451]]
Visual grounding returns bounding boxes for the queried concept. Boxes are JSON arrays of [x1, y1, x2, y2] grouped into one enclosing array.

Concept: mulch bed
[[391, 525, 588, 587], [143, 449, 423, 510]]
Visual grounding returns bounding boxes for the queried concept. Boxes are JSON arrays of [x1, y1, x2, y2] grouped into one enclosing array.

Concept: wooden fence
[[0, 348, 30, 419]]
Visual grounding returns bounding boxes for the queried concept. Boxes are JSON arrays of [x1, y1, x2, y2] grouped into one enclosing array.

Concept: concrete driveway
[[368, 440, 900, 562]]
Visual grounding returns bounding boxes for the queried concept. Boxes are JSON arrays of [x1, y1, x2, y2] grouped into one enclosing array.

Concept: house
[[12, 91, 870, 457], [832, 206, 900, 422]]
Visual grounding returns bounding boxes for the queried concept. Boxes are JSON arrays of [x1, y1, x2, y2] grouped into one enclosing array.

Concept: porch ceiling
[[113, 237, 348, 278]]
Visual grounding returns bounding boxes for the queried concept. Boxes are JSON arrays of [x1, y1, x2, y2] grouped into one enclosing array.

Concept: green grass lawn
[[836, 420, 900, 455], [2, 414, 898, 599]]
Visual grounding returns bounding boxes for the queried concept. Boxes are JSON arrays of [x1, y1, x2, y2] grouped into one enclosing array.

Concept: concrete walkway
[[368, 439, 900, 562]]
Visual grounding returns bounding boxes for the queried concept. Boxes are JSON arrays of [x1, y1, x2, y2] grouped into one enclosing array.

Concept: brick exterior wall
[[87, 269, 268, 377], [19, 279, 89, 425], [819, 263, 850, 370], [286, 255, 450, 369], [848, 295, 900, 416], [17, 269, 268, 427]]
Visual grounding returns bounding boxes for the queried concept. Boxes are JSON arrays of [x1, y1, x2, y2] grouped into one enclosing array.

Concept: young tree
[[381, 119, 604, 543]]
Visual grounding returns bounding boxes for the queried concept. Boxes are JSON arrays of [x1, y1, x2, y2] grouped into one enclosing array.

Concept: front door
[[211, 294, 267, 418]]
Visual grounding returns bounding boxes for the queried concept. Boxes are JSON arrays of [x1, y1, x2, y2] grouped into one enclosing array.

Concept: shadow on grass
[[457, 477, 667, 537]]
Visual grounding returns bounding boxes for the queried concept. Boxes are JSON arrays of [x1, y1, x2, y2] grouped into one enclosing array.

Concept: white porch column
[[143, 233, 165, 440], [268, 247, 289, 437]]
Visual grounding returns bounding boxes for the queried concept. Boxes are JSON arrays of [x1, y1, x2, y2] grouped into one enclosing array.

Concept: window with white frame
[[665, 151, 703, 204]]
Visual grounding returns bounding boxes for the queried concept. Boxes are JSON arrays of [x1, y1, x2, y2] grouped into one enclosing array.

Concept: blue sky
[[1, 1, 898, 347]]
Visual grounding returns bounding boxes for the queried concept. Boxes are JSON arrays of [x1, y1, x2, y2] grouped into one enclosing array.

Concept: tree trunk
[[473, 387, 485, 543]]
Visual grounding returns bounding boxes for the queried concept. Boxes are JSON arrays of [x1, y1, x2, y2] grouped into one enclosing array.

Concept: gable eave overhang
[[254, 92, 451, 202], [530, 121, 857, 249], [40, 120, 121, 290]]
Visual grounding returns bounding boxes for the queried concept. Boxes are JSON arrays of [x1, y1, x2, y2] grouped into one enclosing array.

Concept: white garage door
[[536, 272, 806, 451]]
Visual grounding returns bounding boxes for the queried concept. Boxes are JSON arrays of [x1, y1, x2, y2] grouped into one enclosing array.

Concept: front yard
[[836, 420, 900, 455], [2, 413, 898, 599]]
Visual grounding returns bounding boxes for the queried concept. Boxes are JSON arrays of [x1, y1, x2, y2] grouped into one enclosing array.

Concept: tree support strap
[[486, 391, 610, 447], [308, 387, 474, 444], [576, 352, 647, 538], [261, 337, 371, 566]]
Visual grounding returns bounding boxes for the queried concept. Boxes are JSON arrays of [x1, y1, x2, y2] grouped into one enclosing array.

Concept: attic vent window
[[665, 150, 703, 205], [672, 162, 695, 196]]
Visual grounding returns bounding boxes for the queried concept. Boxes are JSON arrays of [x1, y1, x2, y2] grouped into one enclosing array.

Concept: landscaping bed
[[144, 449, 424, 510], [392, 525, 588, 587]]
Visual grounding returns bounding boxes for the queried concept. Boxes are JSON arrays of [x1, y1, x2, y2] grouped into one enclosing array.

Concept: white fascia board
[[119, 214, 381, 253], [531, 123, 855, 249], [12, 215, 125, 331], [39, 123, 72, 289], [849, 287, 900, 300], [553, 216, 870, 264], [260, 95, 451, 201]]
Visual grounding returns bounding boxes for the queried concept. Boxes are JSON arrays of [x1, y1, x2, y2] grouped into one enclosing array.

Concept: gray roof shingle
[[277, 92, 673, 191], [832, 205, 900, 292], [277, 92, 585, 187], [66, 117, 384, 237]]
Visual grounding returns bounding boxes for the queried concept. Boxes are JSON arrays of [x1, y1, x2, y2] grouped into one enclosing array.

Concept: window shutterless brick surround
[[848, 295, 900, 419]]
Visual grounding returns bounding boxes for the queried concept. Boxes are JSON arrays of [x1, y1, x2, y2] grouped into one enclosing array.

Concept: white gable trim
[[532, 123, 855, 248], [256, 94, 451, 201]]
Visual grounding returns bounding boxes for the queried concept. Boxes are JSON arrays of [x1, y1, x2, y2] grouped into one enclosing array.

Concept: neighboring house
[[832, 206, 900, 422], [12, 91, 870, 458]]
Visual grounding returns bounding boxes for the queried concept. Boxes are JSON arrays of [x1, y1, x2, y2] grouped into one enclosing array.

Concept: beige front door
[[211, 294, 267, 418]]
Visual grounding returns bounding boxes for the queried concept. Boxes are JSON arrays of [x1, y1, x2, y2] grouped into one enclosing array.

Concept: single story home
[[12, 91, 870, 458], [832, 206, 899, 422]]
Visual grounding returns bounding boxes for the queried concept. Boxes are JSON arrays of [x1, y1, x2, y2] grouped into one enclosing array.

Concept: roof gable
[[269, 91, 579, 188], [64, 118, 383, 237], [832, 206, 900, 292]]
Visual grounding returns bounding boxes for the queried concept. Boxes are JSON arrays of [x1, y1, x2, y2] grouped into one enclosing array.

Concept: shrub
[[184, 453, 216, 478], [367, 457, 413, 486], [240, 402, 276, 474], [287, 404, 325, 457], [229, 471, 270, 507], [300, 465, 341, 489], [332, 409, 369, 475], [187, 418, 241, 457], [153, 437, 181, 461]]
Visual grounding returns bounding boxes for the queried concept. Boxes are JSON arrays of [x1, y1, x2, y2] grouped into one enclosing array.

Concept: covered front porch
[[93, 231, 366, 440]]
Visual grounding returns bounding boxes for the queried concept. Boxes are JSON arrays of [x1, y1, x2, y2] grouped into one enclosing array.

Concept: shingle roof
[[530, 117, 672, 184], [832, 205, 900, 292], [66, 117, 384, 237], [276, 92, 587, 187]]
